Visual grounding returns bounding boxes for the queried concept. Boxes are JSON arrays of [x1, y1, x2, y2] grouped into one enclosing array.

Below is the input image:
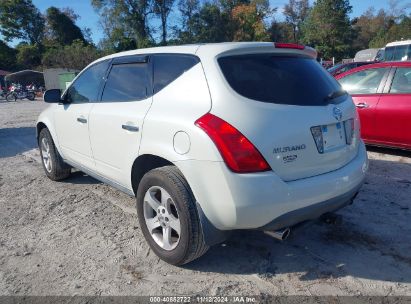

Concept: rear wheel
[[27, 91, 35, 101], [38, 128, 71, 181], [136, 166, 208, 265]]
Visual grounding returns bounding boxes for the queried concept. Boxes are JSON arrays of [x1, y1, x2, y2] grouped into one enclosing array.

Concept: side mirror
[[43, 89, 62, 103]]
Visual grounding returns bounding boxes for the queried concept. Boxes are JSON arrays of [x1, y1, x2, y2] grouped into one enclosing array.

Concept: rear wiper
[[325, 90, 347, 102]]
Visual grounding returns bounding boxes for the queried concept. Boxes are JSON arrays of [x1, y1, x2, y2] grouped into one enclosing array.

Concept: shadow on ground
[[0, 127, 37, 158]]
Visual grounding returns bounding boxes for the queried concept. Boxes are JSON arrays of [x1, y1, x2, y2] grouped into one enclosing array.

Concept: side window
[[339, 68, 389, 95], [102, 62, 150, 102], [390, 68, 411, 94], [66, 60, 109, 103], [153, 54, 199, 94]]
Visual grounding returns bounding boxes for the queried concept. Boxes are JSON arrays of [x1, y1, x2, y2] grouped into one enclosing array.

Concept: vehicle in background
[[6, 83, 35, 102], [328, 61, 374, 77], [336, 62, 411, 150], [354, 48, 384, 62], [384, 40, 411, 62]]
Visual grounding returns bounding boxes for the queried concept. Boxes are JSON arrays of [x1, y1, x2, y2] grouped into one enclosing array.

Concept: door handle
[[122, 124, 139, 132], [356, 102, 369, 109], [77, 117, 87, 123]]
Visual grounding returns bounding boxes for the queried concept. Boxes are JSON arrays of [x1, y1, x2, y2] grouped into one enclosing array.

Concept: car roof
[[386, 40, 411, 47], [335, 61, 411, 79], [92, 42, 317, 66]]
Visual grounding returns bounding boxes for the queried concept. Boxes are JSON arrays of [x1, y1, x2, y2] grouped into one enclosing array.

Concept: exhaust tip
[[264, 227, 291, 241]]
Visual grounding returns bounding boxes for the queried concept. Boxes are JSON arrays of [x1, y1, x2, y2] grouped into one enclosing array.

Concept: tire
[[38, 128, 71, 181], [27, 92, 35, 101], [6, 93, 16, 102], [136, 166, 209, 265]]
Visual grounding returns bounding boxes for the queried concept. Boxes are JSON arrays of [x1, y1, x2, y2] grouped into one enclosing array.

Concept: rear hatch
[[213, 50, 360, 181]]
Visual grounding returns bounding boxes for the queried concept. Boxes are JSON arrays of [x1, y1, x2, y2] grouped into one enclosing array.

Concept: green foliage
[[177, 0, 200, 43], [302, 0, 354, 60], [42, 40, 102, 70], [283, 0, 310, 43], [45, 7, 86, 45], [154, 0, 175, 44], [0, 40, 17, 71], [231, 0, 272, 41], [0, 0, 45, 44], [16, 43, 42, 69], [91, 0, 154, 49], [369, 15, 411, 48]]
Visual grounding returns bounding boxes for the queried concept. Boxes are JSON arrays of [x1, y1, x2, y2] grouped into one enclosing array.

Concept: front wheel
[[136, 166, 208, 265], [38, 128, 71, 181], [6, 93, 16, 102]]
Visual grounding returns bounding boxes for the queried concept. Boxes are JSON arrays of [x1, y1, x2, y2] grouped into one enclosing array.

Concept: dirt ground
[[0, 100, 410, 297]]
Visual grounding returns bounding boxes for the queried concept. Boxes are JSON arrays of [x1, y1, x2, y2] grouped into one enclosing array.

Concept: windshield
[[328, 64, 343, 73], [218, 54, 342, 106]]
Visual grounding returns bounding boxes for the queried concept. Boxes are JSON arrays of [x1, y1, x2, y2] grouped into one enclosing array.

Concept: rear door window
[[102, 62, 151, 102], [218, 54, 342, 106], [153, 54, 199, 94], [339, 68, 389, 95], [390, 68, 411, 94]]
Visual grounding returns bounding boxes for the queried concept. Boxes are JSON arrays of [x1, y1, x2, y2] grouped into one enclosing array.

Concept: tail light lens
[[195, 113, 271, 173]]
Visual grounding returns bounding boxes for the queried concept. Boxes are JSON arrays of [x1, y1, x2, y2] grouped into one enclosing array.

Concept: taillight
[[274, 42, 305, 50], [195, 113, 271, 173], [310, 126, 324, 154]]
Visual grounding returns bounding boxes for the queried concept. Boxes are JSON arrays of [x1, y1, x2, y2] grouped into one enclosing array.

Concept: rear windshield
[[218, 54, 342, 106]]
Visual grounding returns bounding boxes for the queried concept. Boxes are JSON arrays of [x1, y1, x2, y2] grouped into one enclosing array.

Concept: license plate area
[[321, 122, 346, 152]]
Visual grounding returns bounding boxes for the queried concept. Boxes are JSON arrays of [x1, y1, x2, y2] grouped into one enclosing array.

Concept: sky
[[18, 0, 411, 46]]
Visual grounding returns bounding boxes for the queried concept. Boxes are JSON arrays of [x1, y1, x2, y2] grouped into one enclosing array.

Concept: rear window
[[218, 54, 343, 106]]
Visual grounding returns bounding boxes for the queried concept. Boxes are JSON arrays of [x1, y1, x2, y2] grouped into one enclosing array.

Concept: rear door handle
[[356, 102, 369, 109], [77, 117, 87, 123], [122, 124, 139, 132]]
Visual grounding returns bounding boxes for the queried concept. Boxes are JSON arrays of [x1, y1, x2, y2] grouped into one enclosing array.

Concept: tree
[[0, 40, 17, 71], [177, 0, 200, 43], [0, 0, 45, 44], [370, 14, 411, 48], [191, 3, 229, 43], [45, 7, 86, 45], [302, 0, 354, 60], [231, 0, 272, 41], [42, 40, 101, 70], [15, 43, 42, 69], [268, 21, 294, 42], [154, 0, 175, 45], [92, 0, 154, 48], [351, 8, 390, 50], [283, 0, 310, 43]]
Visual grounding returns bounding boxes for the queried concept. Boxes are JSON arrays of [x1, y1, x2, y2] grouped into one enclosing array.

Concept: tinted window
[[218, 54, 341, 106], [339, 68, 388, 95], [390, 68, 411, 94], [153, 54, 199, 93], [66, 60, 109, 103], [385, 45, 411, 61], [102, 63, 150, 102]]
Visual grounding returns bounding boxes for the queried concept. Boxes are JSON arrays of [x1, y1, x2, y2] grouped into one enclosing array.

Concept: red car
[[336, 62, 411, 150]]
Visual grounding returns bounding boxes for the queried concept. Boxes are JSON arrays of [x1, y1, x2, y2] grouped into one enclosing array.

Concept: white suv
[[37, 42, 368, 265]]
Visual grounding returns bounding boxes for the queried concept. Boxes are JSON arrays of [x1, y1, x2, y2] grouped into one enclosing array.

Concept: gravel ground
[[0, 100, 410, 297]]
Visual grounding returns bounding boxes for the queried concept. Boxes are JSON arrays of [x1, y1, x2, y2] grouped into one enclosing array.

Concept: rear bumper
[[175, 141, 368, 231], [260, 184, 360, 231]]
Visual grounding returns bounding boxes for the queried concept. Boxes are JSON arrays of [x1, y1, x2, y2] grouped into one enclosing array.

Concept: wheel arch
[[131, 154, 174, 196]]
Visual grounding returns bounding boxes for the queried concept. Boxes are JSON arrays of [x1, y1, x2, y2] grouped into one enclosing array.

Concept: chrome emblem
[[333, 107, 343, 121]]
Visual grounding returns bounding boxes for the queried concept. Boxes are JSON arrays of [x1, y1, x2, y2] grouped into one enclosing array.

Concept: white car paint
[[37, 42, 368, 231]]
